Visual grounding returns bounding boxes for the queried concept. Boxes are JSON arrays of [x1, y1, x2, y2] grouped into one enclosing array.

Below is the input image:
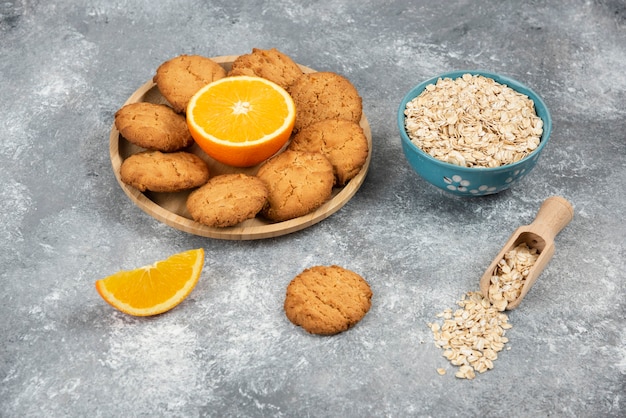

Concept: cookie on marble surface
[[284, 265, 373, 335], [287, 71, 362, 132], [153, 54, 227, 113], [228, 47, 303, 90], [186, 173, 269, 228], [256, 150, 334, 222], [288, 118, 369, 186], [114, 102, 193, 152], [120, 150, 210, 192]]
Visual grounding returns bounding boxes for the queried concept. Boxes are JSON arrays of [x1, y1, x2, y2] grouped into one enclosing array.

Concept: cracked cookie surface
[[284, 265, 373, 335], [287, 71, 362, 132], [228, 47, 303, 90], [288, 118, 369, 186], [256, 150, 334, 222], [153, 54, 226, 113], [186, 173, 269, 227], [120, 150, 210, 192], [115, 102, 193, 152]]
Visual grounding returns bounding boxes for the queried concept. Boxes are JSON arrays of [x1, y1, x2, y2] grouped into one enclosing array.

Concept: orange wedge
[[95, 248, 204, 316], [186, 75, 296, 167]]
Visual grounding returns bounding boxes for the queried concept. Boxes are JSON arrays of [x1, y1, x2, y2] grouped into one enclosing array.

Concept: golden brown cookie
[[228, 48, 304, 90], [284, 265, 373, 335], [120, 151, 210, 192], [153, 54, 227, 113], [114, 102, 193, 152], [287, 71, 362, 132], [256, 150, 334, 222], [288, 119, 369, 186], [186, 174, 269, 228]]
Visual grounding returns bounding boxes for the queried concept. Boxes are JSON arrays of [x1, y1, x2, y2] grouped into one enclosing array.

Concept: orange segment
[[186, 76, 296, 167], [95, 248, 204, 316]]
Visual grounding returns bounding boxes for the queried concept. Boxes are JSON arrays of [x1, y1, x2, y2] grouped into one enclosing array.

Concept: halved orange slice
[[186, 75, 296, 167], [95, 248, 204, 316]]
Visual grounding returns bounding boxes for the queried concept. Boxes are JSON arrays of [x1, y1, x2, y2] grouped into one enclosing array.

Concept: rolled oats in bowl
[[398, 71, 552, 196], [405, 74, 543, 168]]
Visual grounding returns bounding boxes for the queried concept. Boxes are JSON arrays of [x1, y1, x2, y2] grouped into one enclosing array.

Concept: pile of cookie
[[115, 48, 369, 228]]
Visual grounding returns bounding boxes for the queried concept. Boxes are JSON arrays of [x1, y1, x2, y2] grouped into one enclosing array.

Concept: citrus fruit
[[95, 248, 204, 316], [186, 75, 296, 167]]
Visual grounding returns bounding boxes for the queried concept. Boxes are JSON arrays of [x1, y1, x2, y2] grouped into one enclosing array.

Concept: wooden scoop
[[479, 196, 574, 310]]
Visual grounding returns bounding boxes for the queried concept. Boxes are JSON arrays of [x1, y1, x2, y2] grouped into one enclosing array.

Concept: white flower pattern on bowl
[[443, 167, 530, 195]]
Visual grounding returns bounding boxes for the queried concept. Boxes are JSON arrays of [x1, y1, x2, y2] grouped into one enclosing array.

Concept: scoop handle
[[528, 196, 574, 242]]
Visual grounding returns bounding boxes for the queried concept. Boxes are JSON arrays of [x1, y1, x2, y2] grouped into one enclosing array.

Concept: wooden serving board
[[109, 55, 372, 240]]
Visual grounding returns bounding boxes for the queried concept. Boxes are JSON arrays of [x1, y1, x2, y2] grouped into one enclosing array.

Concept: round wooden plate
[[109, 55, 372, 240]]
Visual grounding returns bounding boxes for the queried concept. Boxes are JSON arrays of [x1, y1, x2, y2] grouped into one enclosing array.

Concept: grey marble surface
[[1, 1, 625, 417]]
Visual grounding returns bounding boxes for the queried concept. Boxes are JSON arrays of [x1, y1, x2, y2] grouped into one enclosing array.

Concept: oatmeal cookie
[[284, 265, 373, 335], [153, 54, 226, 113], [256, 150, 334, 222], [288, 118, 369, 186], [114, 102, 193, 152], [186, 173, 269, 228], [120, 151, 210, 192], [287, 71, 362, 132], [228, 48, 303, 90]]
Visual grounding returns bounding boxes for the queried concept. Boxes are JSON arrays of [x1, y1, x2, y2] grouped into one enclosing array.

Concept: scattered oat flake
[[429, 291, 511, 379]]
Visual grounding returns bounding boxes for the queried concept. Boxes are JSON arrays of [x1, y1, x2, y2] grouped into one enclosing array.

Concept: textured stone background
[[1, 1, 624, 417]]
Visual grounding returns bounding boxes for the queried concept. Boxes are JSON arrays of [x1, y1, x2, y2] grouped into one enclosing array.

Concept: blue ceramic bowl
[[397, 71, 552, 196]]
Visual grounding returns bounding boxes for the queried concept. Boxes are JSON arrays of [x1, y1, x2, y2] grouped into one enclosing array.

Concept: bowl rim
[[397, 70, 552, 173]]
